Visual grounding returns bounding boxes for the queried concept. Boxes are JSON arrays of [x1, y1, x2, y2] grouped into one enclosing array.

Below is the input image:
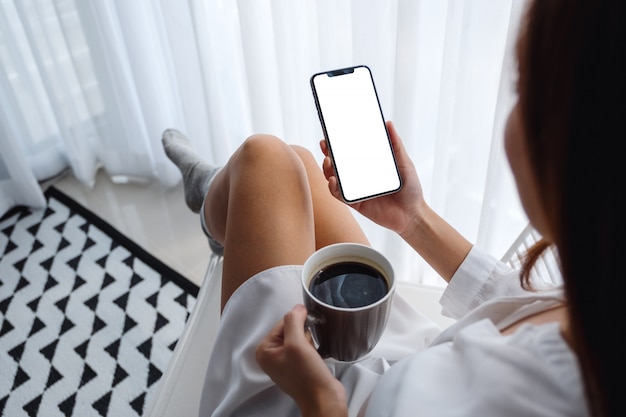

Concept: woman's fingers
[[282, 304, 308, 346], [319, 139, 328, 156]]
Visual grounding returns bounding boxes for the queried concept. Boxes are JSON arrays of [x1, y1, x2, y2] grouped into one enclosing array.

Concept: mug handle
[[305, 312, 325, 326], [304, 312, 331, 359]]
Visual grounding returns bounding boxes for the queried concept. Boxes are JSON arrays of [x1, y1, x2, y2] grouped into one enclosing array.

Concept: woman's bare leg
[[206, 139, 373, 310], [289, 145, 369, 249], [201, 135, 318, 309], [164, 131, 369, 310]]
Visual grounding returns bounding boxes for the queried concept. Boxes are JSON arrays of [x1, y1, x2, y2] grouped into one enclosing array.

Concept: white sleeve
[[439, 245, 529, 319]]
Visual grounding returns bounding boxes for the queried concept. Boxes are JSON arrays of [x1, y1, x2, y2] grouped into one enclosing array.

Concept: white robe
[[199, 246, 586, 416]]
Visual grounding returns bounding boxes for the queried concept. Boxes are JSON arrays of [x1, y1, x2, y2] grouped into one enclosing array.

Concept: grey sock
[[162, 128, 220, 213]]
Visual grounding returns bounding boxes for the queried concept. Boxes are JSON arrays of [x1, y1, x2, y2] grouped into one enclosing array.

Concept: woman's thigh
[[210, 135, 317, 309], [290, 144, 369, 249]]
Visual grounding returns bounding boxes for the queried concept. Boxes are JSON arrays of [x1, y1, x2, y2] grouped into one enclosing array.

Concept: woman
[[162, 0, 623, 415]]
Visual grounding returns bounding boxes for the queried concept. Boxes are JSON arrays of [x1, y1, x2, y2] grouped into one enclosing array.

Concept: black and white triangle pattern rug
[[0, 186, 198, 417]]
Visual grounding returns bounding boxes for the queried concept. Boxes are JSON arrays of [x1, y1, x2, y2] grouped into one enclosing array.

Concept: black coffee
[[309, 261, 388, 308]]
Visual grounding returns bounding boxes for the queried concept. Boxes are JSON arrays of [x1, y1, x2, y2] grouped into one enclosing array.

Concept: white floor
[[43, 169, 210, 288]]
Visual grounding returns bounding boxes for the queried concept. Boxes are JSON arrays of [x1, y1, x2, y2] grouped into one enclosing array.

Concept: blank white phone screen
[[312, 66, 401, 203]]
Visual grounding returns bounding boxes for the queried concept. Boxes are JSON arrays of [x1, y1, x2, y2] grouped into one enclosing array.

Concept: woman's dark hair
[[516, 1, 625, 416]]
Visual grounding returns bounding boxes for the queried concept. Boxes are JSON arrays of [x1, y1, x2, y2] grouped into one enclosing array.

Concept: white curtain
[[0, 0, 529, 286]]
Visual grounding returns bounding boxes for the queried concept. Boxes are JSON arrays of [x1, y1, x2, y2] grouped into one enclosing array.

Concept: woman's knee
[[231, 134, 310, 190], [290, 144, 316, 165], [290, 144, 328, 187], [237, 134, 295, 167]]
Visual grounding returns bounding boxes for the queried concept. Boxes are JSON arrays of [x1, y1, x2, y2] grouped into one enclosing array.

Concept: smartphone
[[310, 65, 402, 203]]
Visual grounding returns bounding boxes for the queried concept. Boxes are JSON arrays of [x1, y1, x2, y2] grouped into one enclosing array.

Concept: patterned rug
[[0, 186, 198, 417]]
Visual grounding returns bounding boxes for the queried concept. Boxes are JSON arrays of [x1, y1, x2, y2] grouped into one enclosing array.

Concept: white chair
[[145, 224, 558, 417], [500, 223, 562, 286]]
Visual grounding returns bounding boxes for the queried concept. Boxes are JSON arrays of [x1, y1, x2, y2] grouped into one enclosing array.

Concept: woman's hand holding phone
[[321, 121, 425, 237]]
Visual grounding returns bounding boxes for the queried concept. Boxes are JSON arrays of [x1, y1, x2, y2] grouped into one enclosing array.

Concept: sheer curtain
[[0, 0, 529, 286]]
